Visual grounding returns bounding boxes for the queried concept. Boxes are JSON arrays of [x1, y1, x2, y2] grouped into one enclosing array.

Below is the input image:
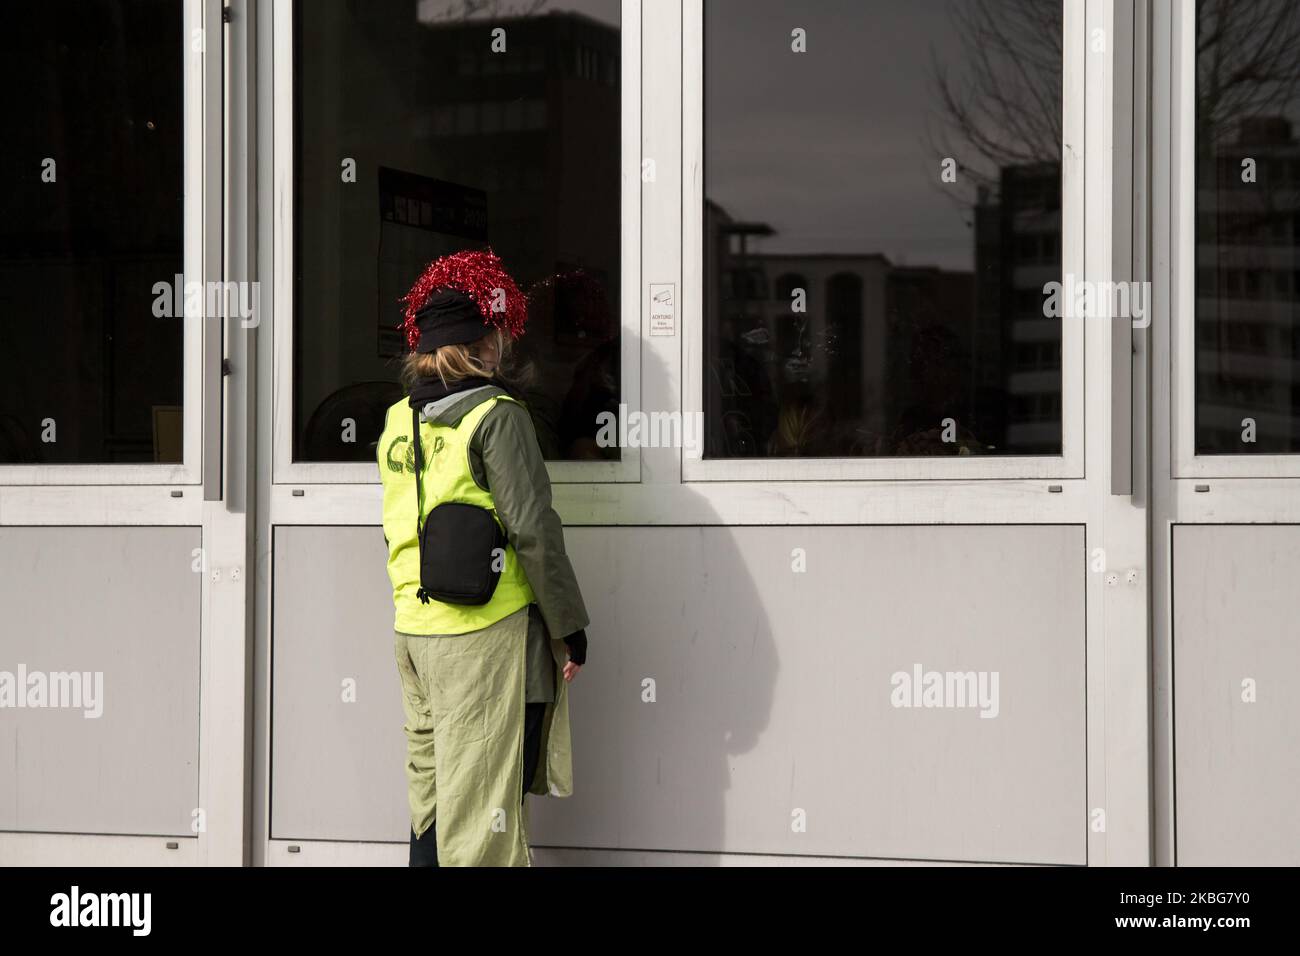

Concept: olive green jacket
[[418, 384, 590, 645]]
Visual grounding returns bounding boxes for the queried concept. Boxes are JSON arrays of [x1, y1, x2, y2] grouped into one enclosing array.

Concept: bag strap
[[412, 406, 425, 538], [411, 395, 511, 543], [412, 407, 430, 604]]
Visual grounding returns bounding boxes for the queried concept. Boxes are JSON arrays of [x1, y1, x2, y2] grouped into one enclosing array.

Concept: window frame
[[680, 0, 1085, 482], [0, 0, 213, 488], [270, 0, 642, 486], [1167, 0, 1300, 479]]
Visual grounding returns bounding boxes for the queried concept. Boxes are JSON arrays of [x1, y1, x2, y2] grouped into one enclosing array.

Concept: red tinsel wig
[[399, 248, 528, 352]]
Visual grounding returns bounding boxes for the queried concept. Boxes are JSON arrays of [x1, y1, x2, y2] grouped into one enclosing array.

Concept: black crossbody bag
[[412, 407, 509, 606]]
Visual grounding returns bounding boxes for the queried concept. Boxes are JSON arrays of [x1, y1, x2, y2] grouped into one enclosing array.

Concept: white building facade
[[2, 0, 1298, 867]]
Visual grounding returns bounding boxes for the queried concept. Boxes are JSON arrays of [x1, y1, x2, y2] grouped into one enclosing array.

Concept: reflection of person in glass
[[528, 270, 619, 460], [889, 325, 984, 456], [376, 249, 590, 867]]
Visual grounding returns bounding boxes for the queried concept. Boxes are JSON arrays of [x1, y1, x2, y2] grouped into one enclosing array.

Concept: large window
[[0, 0, 184, 464], [702, 0, 1064, 459], [292, 0, 622, 464], [1194, 0, 1300, 455]]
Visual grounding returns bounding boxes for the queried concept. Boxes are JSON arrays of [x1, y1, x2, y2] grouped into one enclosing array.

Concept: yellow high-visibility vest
[[378, 392, 535, 634]]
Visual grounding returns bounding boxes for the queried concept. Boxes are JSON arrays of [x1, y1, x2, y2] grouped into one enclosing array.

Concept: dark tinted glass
[[703, 0, 1063, 459], [293, 0, 621, 463], [0, 0, 184, 464], [1195, 0, 1300, 454]]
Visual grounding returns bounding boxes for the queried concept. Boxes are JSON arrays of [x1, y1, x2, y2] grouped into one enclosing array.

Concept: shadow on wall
[[266, 338, 779, 861], [527, 340, 781, 864]]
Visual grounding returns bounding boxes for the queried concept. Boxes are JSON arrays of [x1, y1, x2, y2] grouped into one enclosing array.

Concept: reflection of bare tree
[[928, 0, 1062, 198], [1195, 1, 1300, 455], [1196, 0, 1300, 147], [930, 0, 1300, 182]]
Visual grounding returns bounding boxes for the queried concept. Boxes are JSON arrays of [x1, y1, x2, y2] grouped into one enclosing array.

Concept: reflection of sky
[[707, 0, 997, 270], [411, 0, 1059, 272], [417, 0, 619, 28]]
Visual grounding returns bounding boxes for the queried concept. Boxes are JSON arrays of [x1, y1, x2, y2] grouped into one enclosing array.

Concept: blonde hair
[[401, 330, 509, 392], [767, 401, 825, 456]]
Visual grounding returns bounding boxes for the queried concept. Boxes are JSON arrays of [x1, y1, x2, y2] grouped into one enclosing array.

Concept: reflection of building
[[706, 156, 1066, 460], [295, 5, 621, 460], [706, 202, 994, 457], [974, 163, 1063, 455], [705, 200, 889, 455], [1196, 116, 1300, 453]]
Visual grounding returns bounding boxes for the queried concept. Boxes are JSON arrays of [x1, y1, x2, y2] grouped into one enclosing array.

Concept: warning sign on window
[[649, 283, 675, 336]]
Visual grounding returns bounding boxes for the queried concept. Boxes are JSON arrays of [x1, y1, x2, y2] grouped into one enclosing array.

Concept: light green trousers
[[394, 606, 538, 867]]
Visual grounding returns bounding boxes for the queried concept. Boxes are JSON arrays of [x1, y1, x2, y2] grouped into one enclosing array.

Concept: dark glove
[[562, 629, 588, 666]]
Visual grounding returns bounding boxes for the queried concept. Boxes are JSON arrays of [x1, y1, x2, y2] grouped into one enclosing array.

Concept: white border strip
[[271, 0, 641, 486], [680, 0, 1084, 482], [0, 0, 209, 488], [1169, 0, 1300, 478]]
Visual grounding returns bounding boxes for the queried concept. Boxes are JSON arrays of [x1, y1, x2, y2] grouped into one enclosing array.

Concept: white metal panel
[[0, 526, 202, 836], [197, 0, 259, 867], [263, 838, 1025, 867], [1080, 0, 1152, 867], [269, 526, 408, 841], [1150, 0, 1300, 867], [265, 478, 1092, 527], [0, 486, 204, 527], [0, 833, 198, 867], [526, 524, 1087, 864], [266, 523, 1085, 861], [1172, 525, 1300, 865]]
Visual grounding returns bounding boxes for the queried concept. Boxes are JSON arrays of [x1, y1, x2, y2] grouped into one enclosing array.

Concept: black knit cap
[[413, 288, 490, 353]]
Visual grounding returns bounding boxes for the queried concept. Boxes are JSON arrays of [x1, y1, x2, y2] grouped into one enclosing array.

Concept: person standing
[[377, 249, 590, 867]]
